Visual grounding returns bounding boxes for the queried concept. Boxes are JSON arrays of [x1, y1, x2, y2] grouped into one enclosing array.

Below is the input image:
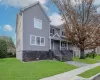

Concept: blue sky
[[0, 0, 100, 45]]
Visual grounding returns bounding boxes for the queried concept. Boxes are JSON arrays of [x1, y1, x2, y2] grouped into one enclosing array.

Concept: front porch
[[50, 39, 70, 51]]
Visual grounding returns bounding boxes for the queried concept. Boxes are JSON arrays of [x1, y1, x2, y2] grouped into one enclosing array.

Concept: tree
[[0, 39, 7, 58], [0, 36, 15, 53], [52, 0, 100, 59]]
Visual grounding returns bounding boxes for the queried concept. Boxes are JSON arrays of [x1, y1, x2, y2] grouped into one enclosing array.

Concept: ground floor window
[[30, 35, 45, 46], [41, 37, 45, 46], [61, 42, 67, 47]]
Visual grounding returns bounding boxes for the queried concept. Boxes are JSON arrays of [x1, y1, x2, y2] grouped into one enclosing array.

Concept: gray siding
[[23, 4, 50, 51], [50, 26, 60, 36]]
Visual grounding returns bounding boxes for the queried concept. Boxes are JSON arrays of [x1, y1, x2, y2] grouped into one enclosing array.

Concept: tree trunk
[[92, 48, 96, 59], [80, 49, 85, 59]]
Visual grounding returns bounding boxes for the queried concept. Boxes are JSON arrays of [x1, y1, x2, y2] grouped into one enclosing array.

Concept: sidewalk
[[66, 61, 89, 67], [40, 62, 100, 80]]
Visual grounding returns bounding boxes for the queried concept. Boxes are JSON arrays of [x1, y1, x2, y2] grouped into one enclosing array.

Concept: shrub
[[0, 39, 7, 58], [86, 53, 97, 58], [7, 52, 16, 57]]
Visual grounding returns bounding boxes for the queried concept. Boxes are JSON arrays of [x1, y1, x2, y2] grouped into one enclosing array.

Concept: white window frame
[[40, 37, 45, 46], [36, 36, 41, 46], [50, 28, 55, 35], [61, 30, 66, 37], [30, 35, 36, 45], [34, 18, 42, 29], [30, 35, 45, 46]]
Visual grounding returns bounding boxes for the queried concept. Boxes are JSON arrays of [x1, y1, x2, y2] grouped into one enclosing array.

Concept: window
[[36, 37, 40, 45], [34, 18, 42, 29], [62, 31, 65, 36], [75, 0, 79, 2], [30, 35, 45, 46], [41, 37, 45, 46], [30, 35, 35, 45], [50, 28, 55, 35], [61, 42, 66, 47]]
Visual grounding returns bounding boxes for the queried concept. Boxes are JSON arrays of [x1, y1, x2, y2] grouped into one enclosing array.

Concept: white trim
[[30, 35, 45, 46], [34, 18, 42, 29], [36, 36, 41, 46], [53, 33, 60, 38], [50, 38, 51, 50], [40, 37, 45, 46], [22, 1, 51, 22], [30, 35, 36, 45], [53, 40, 54, 50], [60, 40, 61, 50], [61, 30, 66, 38]]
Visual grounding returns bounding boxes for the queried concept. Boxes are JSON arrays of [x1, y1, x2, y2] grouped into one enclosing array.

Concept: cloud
[[94, 0, 100, 5], [97, 7, 100, 13], [50, 13, 64, 26], [38, 0, 46, 4], [0, 0, 47, 7], [4, 25, 13, 32]]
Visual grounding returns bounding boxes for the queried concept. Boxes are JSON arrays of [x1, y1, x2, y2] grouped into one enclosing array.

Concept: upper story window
[[50, 28, 55, 35], [61, 31, 66, 37], [34, 18, 42, 29]]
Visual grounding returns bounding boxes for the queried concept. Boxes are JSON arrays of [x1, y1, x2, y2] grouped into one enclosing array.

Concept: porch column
[[50, 37, 51, 50], [60, 40, 61, 50]]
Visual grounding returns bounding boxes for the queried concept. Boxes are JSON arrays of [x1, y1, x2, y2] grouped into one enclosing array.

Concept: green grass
[[79, 66, 100, 78], [73, 57, 99, 64], [0, 58, 77, 80], [94, 55, 100, 60]]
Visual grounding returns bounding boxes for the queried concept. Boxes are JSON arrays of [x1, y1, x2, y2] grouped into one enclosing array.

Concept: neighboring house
[[16, 1, 100, 61]]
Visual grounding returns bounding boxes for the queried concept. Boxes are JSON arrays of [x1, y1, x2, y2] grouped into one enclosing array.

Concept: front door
[[54, 40, 60, 50]]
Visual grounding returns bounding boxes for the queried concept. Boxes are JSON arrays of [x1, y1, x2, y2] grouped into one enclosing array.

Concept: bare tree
[[52, 0, 100, 59]]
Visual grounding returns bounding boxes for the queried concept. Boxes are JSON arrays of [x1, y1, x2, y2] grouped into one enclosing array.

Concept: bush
[[86, 53, 97, 58], [0, 39, 7, 58], [7, 52, 16, 57]]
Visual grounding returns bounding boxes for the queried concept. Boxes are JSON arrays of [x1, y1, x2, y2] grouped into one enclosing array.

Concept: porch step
[[61, 50, 73, 61], [52, 50, 63, 61], [51, 50, 73, 62]]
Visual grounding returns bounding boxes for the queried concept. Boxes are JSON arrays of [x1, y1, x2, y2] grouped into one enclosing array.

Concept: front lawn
[[73, 57, 99, 64], [0, 58, 77, 80], [79, 66, 100, 78], [94, 55, 100, 61]]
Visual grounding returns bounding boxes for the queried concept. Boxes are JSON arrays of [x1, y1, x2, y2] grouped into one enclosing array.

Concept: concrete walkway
[[40, 62, 100, 80], [66, 61, 89, 67]]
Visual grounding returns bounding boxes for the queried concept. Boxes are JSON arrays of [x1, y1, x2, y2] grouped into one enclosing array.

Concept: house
[[16, 1, 100, 62]]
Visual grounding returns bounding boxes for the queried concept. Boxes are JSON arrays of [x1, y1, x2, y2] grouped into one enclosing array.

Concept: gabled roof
[[53, 33, 60, 38], [50, 24, 64, 30], [21, 1, 51, 21]]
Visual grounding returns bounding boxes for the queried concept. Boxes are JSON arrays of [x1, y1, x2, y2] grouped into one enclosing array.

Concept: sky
[[0, 0, 100, 45]]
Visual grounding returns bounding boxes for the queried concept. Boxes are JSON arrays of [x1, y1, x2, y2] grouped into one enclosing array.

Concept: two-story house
[[16, 1, 73, 61], [16, 1, 100, 62]]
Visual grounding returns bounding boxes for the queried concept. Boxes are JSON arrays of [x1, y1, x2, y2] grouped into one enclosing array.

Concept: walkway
[[40, 62, 100, 80], [66, 61, 89, 67]]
